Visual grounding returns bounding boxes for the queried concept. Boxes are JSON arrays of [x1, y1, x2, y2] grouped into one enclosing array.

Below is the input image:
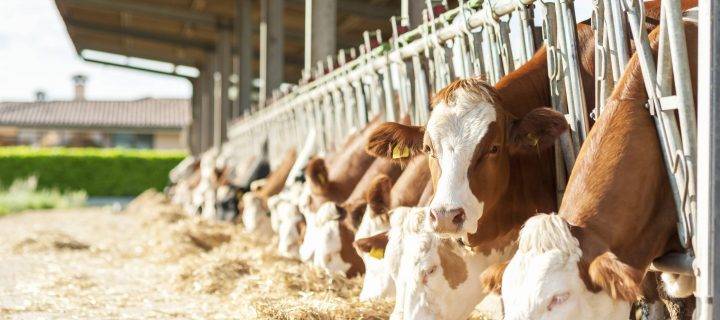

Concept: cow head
[[302, 157, 338, 213], [499, 214, 636, 320], [276, 201, 305, 259], [351, 175, 395, 301], [383, 206, 500, 320], [367, 77, 568, 238], [241, 192, 271, 233], [309, 202, 364, 277]]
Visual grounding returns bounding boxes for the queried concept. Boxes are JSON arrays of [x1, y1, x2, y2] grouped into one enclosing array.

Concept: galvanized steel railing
[[223, 0, 698, 273]]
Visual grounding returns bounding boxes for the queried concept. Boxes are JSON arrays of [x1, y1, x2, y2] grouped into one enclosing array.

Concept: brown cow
[[495, 21, 698, 320]]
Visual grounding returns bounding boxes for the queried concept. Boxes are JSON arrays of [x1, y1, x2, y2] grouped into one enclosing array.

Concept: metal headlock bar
[[222, 0, 699, 279]]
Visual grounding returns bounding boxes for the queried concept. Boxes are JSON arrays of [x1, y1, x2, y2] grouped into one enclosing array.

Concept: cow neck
[[338, 219, 365, 278], [560, 22, 698, 289], [494, 47, 552, 118], [467, 148, 558, 254]]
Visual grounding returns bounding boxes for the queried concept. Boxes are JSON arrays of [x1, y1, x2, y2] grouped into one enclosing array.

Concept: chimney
[[72, 74, 87, 101], [34, 90, 47, 102]]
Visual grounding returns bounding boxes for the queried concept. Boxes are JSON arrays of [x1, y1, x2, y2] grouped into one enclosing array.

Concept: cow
[[490, 20, 699, 320], [363, 0, 689, 244], [241, 148, 297, 233], [305, 153, 404, 276], [268, 182, 306, 258], [297, 118, 385, 263], [355, 205, 512, 320], [352, 156, 431, 300]]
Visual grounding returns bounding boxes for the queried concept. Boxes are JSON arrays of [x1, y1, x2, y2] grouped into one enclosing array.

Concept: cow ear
[[353, 231, 390, 257], [305, 157, 329, 190], [587, 252, 644, 301], [366, 122, 425, 162], [509, 107, 568, 154], [366, 175, 393, 217], [480, 261, 510, 294]]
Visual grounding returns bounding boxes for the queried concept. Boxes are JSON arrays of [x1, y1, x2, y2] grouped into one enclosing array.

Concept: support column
[[696, 0, 720, 318], [200, 61, 214, 152], [189, 78, 202, 155], [236, 0, 253, 116], [304, 0, 336, 72], [215, 29, 231, 146], [259, 0, 284, 107], [402, 0, 424, 28]]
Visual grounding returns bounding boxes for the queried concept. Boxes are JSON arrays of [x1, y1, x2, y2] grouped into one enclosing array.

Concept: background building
[[0, 75, 190, 150]]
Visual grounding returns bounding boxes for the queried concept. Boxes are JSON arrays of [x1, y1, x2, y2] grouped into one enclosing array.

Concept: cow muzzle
[[428, 207, 465, 234]]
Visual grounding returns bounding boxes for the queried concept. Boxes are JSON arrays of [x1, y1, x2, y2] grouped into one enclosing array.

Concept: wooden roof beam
[[61, 0, 219, 26]]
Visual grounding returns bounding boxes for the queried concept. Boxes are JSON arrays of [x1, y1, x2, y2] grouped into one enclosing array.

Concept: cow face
[[241, 192, 271, 233], [367, 78, 568, 238], [387, 207, 508, 320], [276, 201, 305, 259], [500, 215, 634, 320], [352, 178, 394, 300], [311, 203, 353, 274]]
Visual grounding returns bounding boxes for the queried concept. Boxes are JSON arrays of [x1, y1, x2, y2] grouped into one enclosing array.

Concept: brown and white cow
[[242, 148, 297, 233], [307, 152, 404, 277], [355, 206, 512, 319], [297, 118, 385, 262], [496, 21, 699, 320], [353, 156, 431, 300], [364, 0, 679, 246]]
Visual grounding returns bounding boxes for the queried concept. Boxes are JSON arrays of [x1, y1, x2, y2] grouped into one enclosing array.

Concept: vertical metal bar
[[236, 0, 252, 117], [259, 0, 284, 107], [696, 0, 719, 316]]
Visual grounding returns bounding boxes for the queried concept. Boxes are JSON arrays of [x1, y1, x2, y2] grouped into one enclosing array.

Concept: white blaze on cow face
[[356, 205, 393, 301], [426, 89, 497, 237], [275, 199, 304, 259], [241, 192, 271, 233], [298, 183, 318, 262], [312, 202, 351, 274], [501, 214, 631, 320]]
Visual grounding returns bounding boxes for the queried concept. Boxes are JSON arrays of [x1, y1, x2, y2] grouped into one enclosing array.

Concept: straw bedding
[[0, 190, 493, 319], [124, 190, 395, 319]]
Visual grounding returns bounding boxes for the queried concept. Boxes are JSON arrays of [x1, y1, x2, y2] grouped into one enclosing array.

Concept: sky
[[0, 0, 192, 102]]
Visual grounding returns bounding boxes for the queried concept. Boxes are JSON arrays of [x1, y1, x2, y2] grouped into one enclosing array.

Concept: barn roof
[[0, 99, 190, 131], [54, 0, 400, 82]]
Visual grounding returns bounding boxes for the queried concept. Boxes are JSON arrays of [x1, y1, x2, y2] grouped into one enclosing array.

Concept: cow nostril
[[452, 210, 465, 225], [429, 210, 438, 223]]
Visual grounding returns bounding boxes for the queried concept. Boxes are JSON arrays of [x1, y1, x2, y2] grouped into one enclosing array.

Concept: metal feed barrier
[[216, 0, 719, 317]]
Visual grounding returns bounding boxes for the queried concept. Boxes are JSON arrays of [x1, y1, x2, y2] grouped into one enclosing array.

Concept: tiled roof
[[0, 99, 190, 130]]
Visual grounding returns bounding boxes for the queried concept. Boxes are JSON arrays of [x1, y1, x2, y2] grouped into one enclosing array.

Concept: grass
[[0, 176, 87, 216]]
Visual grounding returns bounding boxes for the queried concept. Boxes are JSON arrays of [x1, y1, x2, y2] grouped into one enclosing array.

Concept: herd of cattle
[[164, 2, 699, 319]]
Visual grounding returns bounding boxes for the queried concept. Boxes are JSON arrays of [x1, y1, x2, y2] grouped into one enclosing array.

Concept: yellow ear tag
[[392, 145, 411, 159], [527, 133, 540, 147], [369, 247, 385, 259]]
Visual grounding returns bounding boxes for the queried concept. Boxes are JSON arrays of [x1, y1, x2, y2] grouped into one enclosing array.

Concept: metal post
[[200, 63, 214, 152], [696, 0, 719, 318], [236, 0, 252, 116], [304, 0, 336, 72], [217, 28, 231, 144], [259, 0, 284, 107], [189, 78, 202, 155]]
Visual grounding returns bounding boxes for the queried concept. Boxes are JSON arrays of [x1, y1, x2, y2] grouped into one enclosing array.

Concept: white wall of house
[[153, 132, 183, 150]]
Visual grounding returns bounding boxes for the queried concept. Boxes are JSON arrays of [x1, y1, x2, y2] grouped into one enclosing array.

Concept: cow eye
[[489, 145, 499, 154], [424, 145, 437, 158], [547, 292, 570, 311]]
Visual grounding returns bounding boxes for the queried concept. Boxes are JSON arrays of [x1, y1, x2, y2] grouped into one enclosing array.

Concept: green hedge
[[0, 147, 187, 196]]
